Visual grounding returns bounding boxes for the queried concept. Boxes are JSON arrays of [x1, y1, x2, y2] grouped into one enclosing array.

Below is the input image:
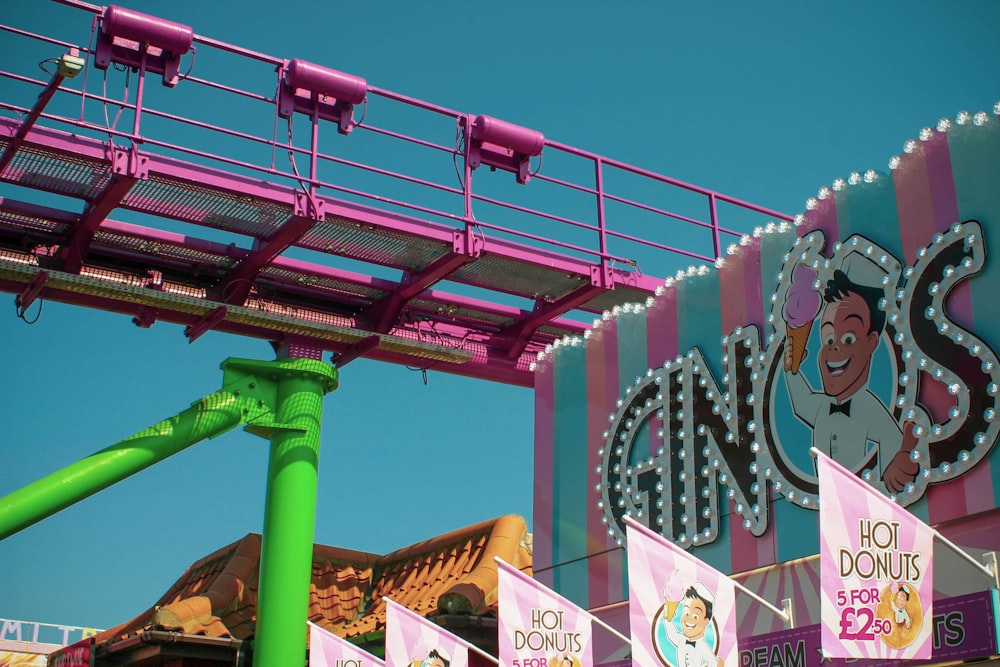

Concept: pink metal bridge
[[0, 2, 792, 387]]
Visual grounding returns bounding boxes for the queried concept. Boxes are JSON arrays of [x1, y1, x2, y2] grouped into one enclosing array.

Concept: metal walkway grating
[[93, 228, 237, 270], [0, 206, 69, 236], [452, 253, 590, 302], [125, 175, 294, 237], [0, 141, 112, 201], [303, 216, 451, 271], [0, 11, 792, 386]]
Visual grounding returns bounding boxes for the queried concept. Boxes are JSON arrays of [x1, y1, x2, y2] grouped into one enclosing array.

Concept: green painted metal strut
[[226, 357, 338, 667], [0, 368, 276, 540], [0, 356, 339, 667]]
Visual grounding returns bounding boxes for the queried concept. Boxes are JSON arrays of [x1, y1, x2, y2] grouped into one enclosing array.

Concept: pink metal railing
[[0, 5, 791, 283]]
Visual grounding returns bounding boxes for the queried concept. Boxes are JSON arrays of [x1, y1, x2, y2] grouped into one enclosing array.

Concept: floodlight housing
[[94, 5, 194, 87], [467, 115, 544, 184], [277, 59, 368, 135]]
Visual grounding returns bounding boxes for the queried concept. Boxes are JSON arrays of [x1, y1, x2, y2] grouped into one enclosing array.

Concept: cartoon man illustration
[[891, 584, 912, 629], [877, 580, 922, 649], [783, 268, 919, 493], [422, 648, 450, 667], [408, 639, 451, 667], [554, 655, 577, 667], [662, 583, 724, 667]]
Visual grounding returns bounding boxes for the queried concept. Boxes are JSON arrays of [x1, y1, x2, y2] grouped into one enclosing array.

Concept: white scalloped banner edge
[[531, 102, 1000, 370]]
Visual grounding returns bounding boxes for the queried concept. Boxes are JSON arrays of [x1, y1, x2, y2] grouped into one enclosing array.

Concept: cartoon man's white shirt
[[784, 370, 902, 478], [663, 619, 717, 667], [891, 599, 912, 628]]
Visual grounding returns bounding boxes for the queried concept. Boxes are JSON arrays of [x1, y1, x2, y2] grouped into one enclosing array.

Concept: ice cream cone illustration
[[783, 265, 821, 374], [409, 635, 431, 667], [662, 570, 684, 620], [785, 322, 813, 374]]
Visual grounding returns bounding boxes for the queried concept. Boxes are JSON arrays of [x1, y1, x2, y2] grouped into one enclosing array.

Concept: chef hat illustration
[[690, 582, 715, 606], [838, 240, 891, 290]]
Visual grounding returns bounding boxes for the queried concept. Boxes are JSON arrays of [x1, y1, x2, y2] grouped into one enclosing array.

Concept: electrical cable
[[176, 45, 197, 82], [452, 118, 465, 191], [1, 110, 25, 136], [530, 151, 543, 177], [353, 97, 367, 128], [79, 15, 98, 123], [16, 297, 43, 324], [38, 58, 59, 76], [403, 364, 432, 385], [269, 83, 280, 171], [285, 116, 322, 219], [100, 65, 130, 150]]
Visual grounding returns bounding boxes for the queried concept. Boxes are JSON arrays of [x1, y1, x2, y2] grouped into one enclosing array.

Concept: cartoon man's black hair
[[685, 585, 714, 621], [823, 269, 887, 335], [426, 650, 450, 667]]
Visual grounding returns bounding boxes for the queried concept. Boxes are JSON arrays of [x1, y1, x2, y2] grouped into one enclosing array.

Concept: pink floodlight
[[278, 59, 368, 135], [95, 6, 194, 87], [467, 115, 545, 185], [103, 6, 193, 56], [471, 115, 544, 157], [285, 60, 367, 106]]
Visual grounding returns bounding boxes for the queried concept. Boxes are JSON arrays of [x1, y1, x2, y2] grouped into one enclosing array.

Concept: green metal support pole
[[0, 384, 268, 540], [225, 358, 338, 667], [1, 355, 337, 667]]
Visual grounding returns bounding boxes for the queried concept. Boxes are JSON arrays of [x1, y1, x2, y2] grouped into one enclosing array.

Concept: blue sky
[[1, 0, 998, 633]]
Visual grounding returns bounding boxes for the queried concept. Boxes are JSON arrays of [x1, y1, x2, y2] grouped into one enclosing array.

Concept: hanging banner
[[496, 558, 593, 667], [817, 450, 935, 659], [626, 520, 738, 667], [740, 590, 999, 667], [310, 621, 385, 667], [384, 598, 472, 667]]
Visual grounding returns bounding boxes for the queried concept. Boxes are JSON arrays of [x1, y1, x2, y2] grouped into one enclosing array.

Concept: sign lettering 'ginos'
[[597, 221, 1000, 547]]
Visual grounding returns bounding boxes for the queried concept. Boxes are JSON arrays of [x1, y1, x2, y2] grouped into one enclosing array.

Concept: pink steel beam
[[0, 199, 593, 335], [20, 290, 548, 386], [332, 335, 380, 368], [502, 279, 611, 360], [0, 118, 668, 297], [15, 271, 49, 312], [219, 215, 315, 304], [11, 118, 628, 274], [59, 148, 145, 273], [0, 119, 653, 383], [0, 60, 72, 176], [0, 8, 795, 385], [0, 196, 78, 229], [185, 305, 228, 342], [0, 271, 542, 386], [219, 203, 320, 305], [363, 231, 479, 333], [0, 196, 589, 338]]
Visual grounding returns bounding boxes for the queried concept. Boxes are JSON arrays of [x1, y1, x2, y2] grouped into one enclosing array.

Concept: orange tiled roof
[[89, 514, 530, 649]]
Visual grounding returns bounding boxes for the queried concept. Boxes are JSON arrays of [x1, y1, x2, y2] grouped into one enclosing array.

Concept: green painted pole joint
[[222, 357, 338, 441]]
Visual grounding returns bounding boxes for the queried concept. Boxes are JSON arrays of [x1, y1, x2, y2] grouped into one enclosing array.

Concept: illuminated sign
[[598, 221, 1000, 547]]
